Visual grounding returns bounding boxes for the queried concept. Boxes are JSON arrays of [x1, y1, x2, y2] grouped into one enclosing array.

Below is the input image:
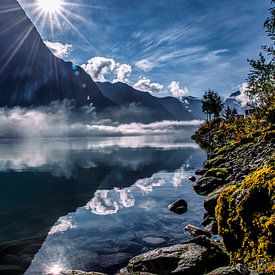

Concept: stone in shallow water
[[188, 176, 196, 182], [168, 199, 188, 214], [142, 237, 166, 245]]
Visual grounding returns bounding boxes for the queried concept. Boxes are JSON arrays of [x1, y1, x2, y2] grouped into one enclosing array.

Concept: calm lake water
[[0, 128, 206, 274]]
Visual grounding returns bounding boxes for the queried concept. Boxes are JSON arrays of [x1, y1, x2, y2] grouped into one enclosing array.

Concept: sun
[[37, 0, 62, 13]]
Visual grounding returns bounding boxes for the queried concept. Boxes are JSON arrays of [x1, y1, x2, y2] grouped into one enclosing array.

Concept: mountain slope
[[96, 82, 195, 121], [0, 0, 114, 108], [224, 91, 248, 115]]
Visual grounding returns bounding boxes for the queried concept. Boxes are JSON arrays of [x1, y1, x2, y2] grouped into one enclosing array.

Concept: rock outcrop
[[118, 236, 229, 275]]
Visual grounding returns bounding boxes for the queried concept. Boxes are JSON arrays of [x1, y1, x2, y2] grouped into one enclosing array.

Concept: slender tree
[[202, 90, 224, 120], [246, 0, 275, 106]]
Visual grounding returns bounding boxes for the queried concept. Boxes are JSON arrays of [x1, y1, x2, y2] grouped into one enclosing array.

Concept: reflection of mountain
[[0, 138, 203, 275], [0, 0, 114, 108]]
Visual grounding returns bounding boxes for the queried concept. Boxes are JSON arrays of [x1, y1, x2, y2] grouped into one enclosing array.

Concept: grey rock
[[185, 224, 211, 238], [193, 177, 224, 195], [122, 236, 229, 275], [168, 199, 188, 214], [205, 219, 218, 235], [207, 266, 242, 275], [236, 263, 250, 275]]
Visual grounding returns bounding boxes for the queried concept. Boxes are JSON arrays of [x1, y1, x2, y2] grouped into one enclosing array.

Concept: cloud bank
[[0, 104, 202, 139]]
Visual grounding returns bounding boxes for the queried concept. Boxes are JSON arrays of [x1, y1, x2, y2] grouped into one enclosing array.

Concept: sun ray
[[0, 25, 35, 74]]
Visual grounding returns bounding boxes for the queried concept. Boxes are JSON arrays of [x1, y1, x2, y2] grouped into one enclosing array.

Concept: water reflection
[[0, 132, 206, 274]]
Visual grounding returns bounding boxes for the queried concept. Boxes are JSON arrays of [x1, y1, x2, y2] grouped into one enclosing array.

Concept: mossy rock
[[204, 168, 230, 179], [215, 163, 275, 273]]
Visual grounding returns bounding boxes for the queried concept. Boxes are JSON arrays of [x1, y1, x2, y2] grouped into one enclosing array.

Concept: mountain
[[0, 0, 114, 108], [224, 91, 248, 114], [181, 96, 206, 120], [96, 81, 195, 122]]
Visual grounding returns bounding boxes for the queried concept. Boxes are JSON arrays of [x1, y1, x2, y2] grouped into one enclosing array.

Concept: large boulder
[[168, 199, 188, 214], [120, 236, 229, 274]]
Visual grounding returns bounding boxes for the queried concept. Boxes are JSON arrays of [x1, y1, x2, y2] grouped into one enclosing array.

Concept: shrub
[[216, 163, 275, 273]]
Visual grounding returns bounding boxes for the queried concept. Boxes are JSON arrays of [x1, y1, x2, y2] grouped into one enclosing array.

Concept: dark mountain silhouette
[[96, 82, 195, 121], [0, 0, 114, 108], [180, 96, 206, 120]]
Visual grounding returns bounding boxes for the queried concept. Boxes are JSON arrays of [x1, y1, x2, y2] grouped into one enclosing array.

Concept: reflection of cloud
[[86, 188, 134, 215], [49, 216, 75, 235], [172, 169, 188, 187], [135, 177, 165, 193]]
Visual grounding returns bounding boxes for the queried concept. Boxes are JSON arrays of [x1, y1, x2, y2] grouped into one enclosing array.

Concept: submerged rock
[[120, 236, 229, 275], [185, 224, 211, 238], [188, 176, 196, 182], [168, 199, 188, 214], [142, 237, 166, 245]]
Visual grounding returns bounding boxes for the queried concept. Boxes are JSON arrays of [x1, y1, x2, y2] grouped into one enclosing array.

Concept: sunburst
[[37, 0, 63, 13]]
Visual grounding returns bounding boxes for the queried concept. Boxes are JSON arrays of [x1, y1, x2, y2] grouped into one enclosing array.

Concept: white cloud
[[235, 82, 250, 106], [113, 64, 132, 83], [44, 41, 72, 58], [81, 57, 116, 81], [135, 59, 155, 72], [133, 78, 163, 93], [169, 81, 189, 99]]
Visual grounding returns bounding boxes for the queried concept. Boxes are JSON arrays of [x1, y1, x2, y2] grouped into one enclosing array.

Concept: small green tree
[[202, 90, 224, 120], [246, 0, 275, 106]]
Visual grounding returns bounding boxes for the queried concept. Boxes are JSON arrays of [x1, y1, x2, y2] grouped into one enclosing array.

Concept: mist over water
[[0, 103, 203, 139]]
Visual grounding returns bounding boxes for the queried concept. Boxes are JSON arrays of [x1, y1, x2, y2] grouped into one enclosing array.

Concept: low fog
[[0, 101, 203, 139]]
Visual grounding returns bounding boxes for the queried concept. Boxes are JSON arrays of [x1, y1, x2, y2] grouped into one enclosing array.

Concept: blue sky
[[19, 0, 271, 98]]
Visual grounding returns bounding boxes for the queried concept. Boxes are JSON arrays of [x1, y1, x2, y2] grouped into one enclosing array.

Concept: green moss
[[215, 163, 275, 273], [204, 168, 230, 179]]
